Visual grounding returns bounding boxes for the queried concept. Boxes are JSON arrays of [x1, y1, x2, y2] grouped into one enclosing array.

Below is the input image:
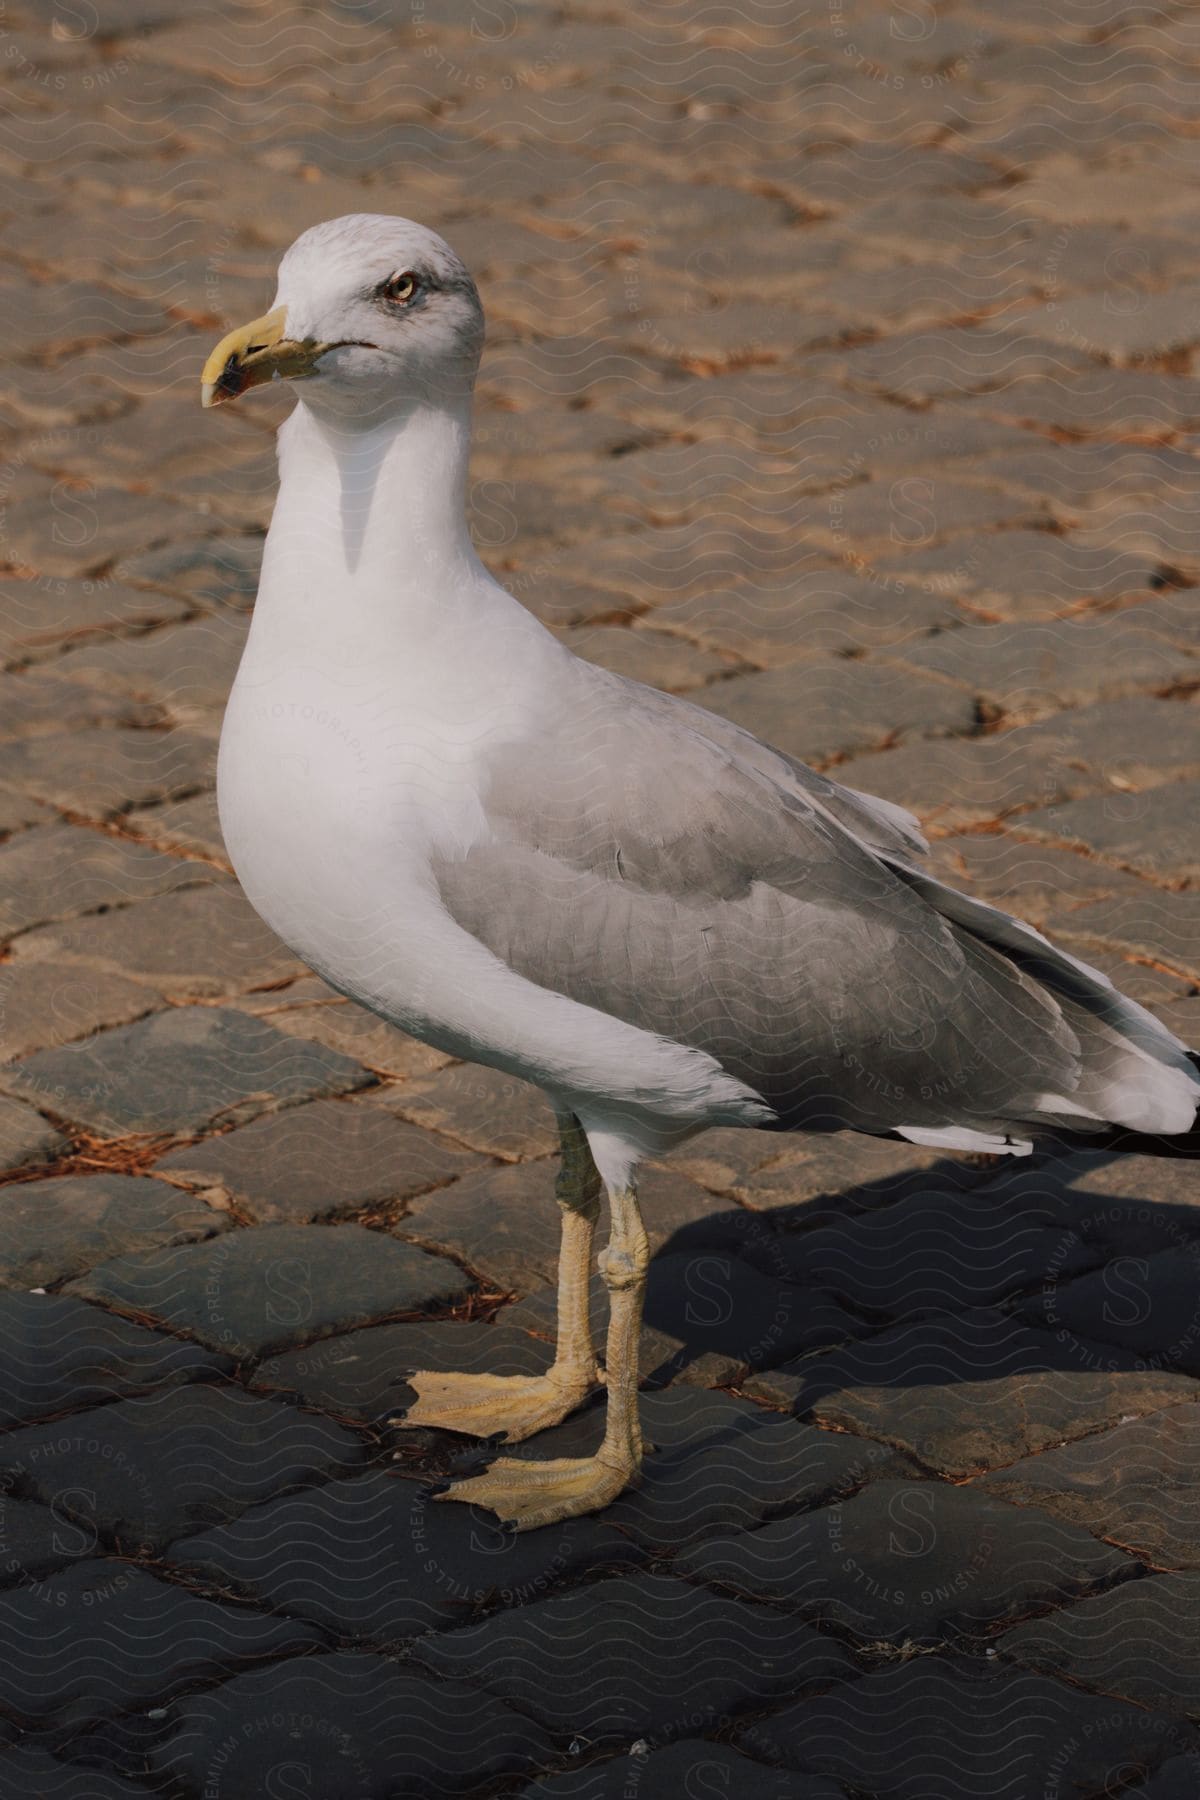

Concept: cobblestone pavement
[[1, 0, 1200, 1795]]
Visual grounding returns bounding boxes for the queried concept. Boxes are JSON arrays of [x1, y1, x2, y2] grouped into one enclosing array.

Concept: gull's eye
[[379, 270, 420, 305]]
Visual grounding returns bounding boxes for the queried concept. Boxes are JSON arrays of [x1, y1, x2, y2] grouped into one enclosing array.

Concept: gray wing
[[433, 665, 1155, 1138]]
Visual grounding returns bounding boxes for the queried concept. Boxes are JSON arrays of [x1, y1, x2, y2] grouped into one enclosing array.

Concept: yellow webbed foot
[[429, 1451, 635, 1532], [390, 1366, 599, 1443]]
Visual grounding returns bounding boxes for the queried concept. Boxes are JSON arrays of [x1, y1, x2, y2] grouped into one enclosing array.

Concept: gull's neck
[[260, 391, 484, 620]]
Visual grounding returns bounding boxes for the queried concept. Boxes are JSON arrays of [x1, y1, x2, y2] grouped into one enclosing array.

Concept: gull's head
[[200, 215, 484, 421]]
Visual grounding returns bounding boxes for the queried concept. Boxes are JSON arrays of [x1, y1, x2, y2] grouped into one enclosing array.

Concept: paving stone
[[656, 568, 959, 665], [0, 1384, 362, 1554], [0, 1557, 320, 1729], [741, 1654, 1197, 1798], [0, 1172, 227, 1289], [0, 820, 201, 937], [866, 528, 1163, 613], [506, 1388, 907, 1550], [758, 1184, 1099, 1321], [682, 1479, 1130, 1644], [890, 617, 1196, 717], [65, 1222, 470, 1359], [121, 788, 227, 861], [170, 1468, 640, 1644], [0, 1496, 88, 1588], [835, 326, 1094, 402], [0, 574, 189, 661], [236, 979, 451, 1080], [700, 660, 975, 763], [254, 1318, 552, 1421], [979, 1403, 1200, 1572], [834, 698, 1200, 832], [380, 1062, 559, 1160], [1000, 1572, 1200, 1717], [49, 610, 249, 715], [1, 1005, 371, 1135], [0, 725, 216, 818], [156, 1098, 485, 1223], [747, 1309, 1199, 1476], [0, 958, 155, 1063], [0, 1092, 65, 1171], [516, 1743, 844, 1799], [0, 670, 156, 740], [1137, 1753, 1200, 1800], [0, 1746, 157, 1799], [1014, 284, 1200, 365], [1018, 780, 1200, 883], [150, 1650, 554, 1799], [414, 1572, 852, 1745], [0, 1291, 228, 1430], [399, 1162, 748, 1295], [1020, 1245, 1200, 1377], [13, 881, 305, 1000]]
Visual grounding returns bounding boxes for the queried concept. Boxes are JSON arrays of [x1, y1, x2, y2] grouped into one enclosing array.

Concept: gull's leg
[[430, 1179, 650, 1531], [391, 1114, 602, 1441]]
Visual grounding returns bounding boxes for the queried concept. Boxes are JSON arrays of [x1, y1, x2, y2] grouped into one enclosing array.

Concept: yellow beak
[[200, 306, 332, 408]]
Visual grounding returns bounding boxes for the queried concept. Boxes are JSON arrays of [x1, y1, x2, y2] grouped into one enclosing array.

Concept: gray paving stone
[[0, 574, 189, 661], [701, 660, 976, 763], [516, 1743, 844, 1799], [65, 1222, 470, 1359], [156, 1096, 485, 1223], [741, 1655, 1197, 1798], [0, 725, 216, 818], [747, 1308, 1199, 1476], [381, 1062, 559, 1160], [0, 820, 201, 937], [1014, 285, 1200, 364], [2, 1005, 371, 1135], [865, 528, 1163, 612], [0, 1557, 320, 1728], [1018, 780, 1200, 883], [150, 1650, 554, 1798], [13, 882, 305, 1000], [758, 1184, 1099, 1321], [0, 1092, 66, 1171], [414, 1572, 853, 1745], [0, 1383, 362, 1553], [0, 1496, 85, 1588], [978, 1403, 1200, 1571], [121, 787, 226, 860], [1020, 1245, 1200, 1377], [0, 671, 156, 740], [1000, 1572, 1200, 1717], [889, 616, 1196, 715], [0, 959, 155, 1063], [0, 1173, 227, 1289], [254, 1318, 551, 1422], [0, 1291, 228, 1430], [0, 1746, 156, 1799], [682, 1479, 1130, 1643], [835, 326, 1094, 402], [236, 980, 451, 1080], [169, 1468, 640, 1644], [833, 698, 1200, 833], [49, 610, 249, 714], [505, 1388, 906, 1550]]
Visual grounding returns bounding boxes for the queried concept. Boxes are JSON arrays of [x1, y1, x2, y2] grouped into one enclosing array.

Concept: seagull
[[201, 215, 1200, 1530]]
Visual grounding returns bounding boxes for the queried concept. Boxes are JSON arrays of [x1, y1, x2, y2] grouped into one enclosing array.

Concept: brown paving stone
[[0, 575, 189, 660], [157, 1097, 486, 1222], [0, 670, 156, 739], [746, 1308, 1199, 1476]]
